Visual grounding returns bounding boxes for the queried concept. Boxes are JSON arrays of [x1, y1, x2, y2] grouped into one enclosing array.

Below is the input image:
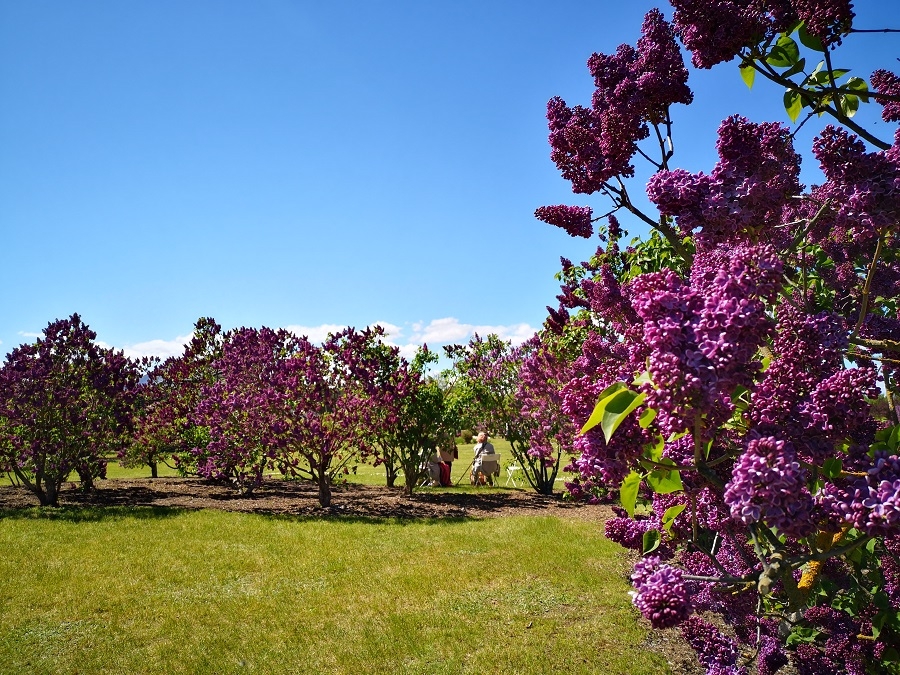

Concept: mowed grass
[[0, 507, 668, 675]]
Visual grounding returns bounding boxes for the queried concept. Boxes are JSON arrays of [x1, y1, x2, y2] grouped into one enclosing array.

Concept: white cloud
[[410, 318, 536, 347], [121, 335, 192, 360], [284, 323, 346, 343], [18, 331, 41, 338]]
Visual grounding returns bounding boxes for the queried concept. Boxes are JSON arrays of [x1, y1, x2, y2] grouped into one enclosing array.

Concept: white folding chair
[[505, 464, 522, 487]]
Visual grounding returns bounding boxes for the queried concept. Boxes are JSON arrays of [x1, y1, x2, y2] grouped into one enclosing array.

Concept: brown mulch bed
[[0, 476, 618, 520], [0, 477, 707, 674]]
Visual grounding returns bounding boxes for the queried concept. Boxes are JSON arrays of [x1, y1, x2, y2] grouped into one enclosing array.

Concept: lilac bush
[[538, 3, 900, 672], [0, 314, 143, 506]]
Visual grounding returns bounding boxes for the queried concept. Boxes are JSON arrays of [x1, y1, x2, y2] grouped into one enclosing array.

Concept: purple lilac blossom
[[547, 10, 691, 194], [647, 116, 801, 248], [793, 0, 854, 47], [534, 205, 593, 239], [629, 244, 782, 438], [820, 451, 900, 536], [631, 558, 692, 628], [670, 0, 793, 69], [871, 69, 900, 122], [681, 616, 747, 675], [723, 435, 815, 537], [810, 127, 900, 265]]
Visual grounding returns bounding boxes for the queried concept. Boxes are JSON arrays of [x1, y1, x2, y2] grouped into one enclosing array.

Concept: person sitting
[[470, 432, 500, 486], [437, 443, 456, 487]]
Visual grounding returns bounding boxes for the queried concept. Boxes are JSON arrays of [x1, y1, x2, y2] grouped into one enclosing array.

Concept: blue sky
[[2, 1, 896, 361]]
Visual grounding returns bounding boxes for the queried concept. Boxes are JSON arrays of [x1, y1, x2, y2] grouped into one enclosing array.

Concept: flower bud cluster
[[647, 115, 801, 248], [544, 10, 691, 196], [630, 244, 782, 437], [680, 616, 746, 675], [871, 69, 900, 122], [534, 205, 593, 239], [630, 556, 692, 628], [723, 435, 815, 537], [821, 452, 900, 536]]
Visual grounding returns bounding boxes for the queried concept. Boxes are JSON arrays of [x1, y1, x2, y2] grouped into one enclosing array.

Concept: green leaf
[[661, 504, 686, 534], [798, 23, 825, 52], [579, 382, 628, 434], [784, 89, 803, 123], [620, 471, 642, 518], [580, 386, 647, 443], [766, 36, 800, 67], [845, 76, 870, 103], [822, 457, 843, 480], [632, 370, 652, 387], [643, 435, 665, 463], [739, 62, 755, 89], [782, 57, 807, 79], [646, 459, 683, 494], [642, 529, 661, 555], [839, 93, 859, 118], [638, 407, 657, 429]]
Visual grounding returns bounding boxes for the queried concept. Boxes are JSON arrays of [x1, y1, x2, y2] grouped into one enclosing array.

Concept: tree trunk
[[43, 479, 58, 507], [386, 465, 398, 488], [317, 472, 332, 507], [150, 462, 158, 479]]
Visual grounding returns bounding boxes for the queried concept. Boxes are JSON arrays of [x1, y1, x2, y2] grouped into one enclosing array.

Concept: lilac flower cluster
[[680, 616, 747, 675], [810, 126, 900, 263], [871, 69, 900, 122], [723, 435, 815, 537], [793, 0, 855, 47], [796, 606, 873, 675], [544, 9, 691, 195], [534, 205, 593, 239], [605, 513, 652, 551], [630, 244, 782, 437], [821, 451, 900, 536], [883, 535, 900, 609], [799, 367, 879, 447], [669, 0, 793, 69], [647, 115, 802, 248], [630, 556, 692, 628], [748, 306, 879, 465]]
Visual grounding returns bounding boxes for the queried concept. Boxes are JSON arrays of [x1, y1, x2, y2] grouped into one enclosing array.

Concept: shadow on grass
[[0, 504, 188, 523]]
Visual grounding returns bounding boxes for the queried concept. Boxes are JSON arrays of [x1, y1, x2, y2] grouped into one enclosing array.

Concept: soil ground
[[0, 477, 709, 674]]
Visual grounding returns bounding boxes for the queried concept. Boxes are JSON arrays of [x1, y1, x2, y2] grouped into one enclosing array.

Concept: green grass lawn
[[0, 506, 668, 675]]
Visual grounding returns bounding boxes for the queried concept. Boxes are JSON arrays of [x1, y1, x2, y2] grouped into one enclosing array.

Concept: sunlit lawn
[[0, 506, 669, 675]]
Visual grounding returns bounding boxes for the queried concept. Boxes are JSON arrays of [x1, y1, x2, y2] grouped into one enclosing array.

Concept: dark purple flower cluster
[[820, 451, 900, 536], [799, 367, 879, 445], [631, 556, 692, 628], [883, 535, 900, 609], [647, 115, 802, 248], [723, 435, 815, 537], [793, 0, 854, 47], [546, 10, 691, 194], [605, 513, 653, 550], [630, 244, 782, 437], [680, 616, 747, 675], [670, 0, 794, 69], [810, 126, 900, 263], [871, 69, 900, 122], [795, 606, 873, 675], [534, 205, 594, 239]]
